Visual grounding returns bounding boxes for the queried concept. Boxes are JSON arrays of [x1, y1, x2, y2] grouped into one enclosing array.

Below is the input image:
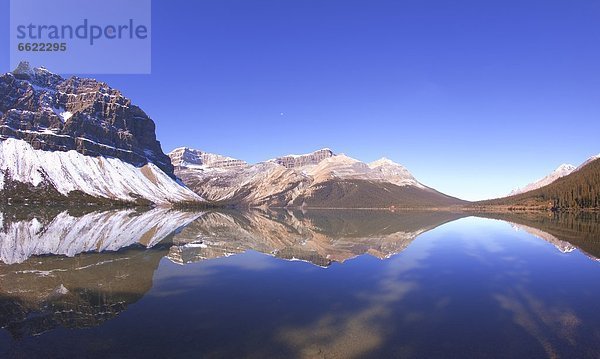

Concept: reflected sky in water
[[0, 211, 599, 358]]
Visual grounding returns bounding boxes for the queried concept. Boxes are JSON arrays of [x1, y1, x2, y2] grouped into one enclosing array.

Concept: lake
[[0, 208, 599, 358]]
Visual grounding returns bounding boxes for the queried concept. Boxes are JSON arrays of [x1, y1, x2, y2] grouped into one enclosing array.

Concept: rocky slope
[[171, 148, 465, 208], [0, 62, 201, 205]]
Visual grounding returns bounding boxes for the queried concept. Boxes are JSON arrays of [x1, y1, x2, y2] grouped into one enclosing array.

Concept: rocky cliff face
[[0, 61, 173, 176]]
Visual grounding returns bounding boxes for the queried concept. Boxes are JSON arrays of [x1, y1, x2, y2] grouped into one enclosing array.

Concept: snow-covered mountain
[[0, 62, 201, 205], [171, 148, 464, 208], [509, 163, 576, 196]]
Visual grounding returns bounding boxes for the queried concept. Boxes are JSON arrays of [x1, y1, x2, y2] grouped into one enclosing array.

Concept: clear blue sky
[[1, 0, 599, 201]]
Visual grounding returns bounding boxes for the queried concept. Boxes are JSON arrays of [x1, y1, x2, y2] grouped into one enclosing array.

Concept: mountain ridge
[[170, 147, 465, 208], [3, 64, 599, 209]]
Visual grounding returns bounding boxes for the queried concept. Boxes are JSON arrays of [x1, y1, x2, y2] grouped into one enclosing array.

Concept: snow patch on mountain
[[0, 138, 202, 204], [50, 106, 73, 122]]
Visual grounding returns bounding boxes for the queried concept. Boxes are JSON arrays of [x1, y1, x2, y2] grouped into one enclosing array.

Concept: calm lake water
[[0, 209, 599, 358]]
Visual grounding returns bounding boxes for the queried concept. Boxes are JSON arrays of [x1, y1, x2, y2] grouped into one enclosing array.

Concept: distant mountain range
[[509, 163, 576, 196], [1, 63, 599, 209], [482, 154, 600, 210], [169, 147, 465, 208]]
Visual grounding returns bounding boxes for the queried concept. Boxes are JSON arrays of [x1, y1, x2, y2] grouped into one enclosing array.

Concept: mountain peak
[[12, 61, 35, 76], [11, 61, 62, 86], [369, 157, 400, 168]]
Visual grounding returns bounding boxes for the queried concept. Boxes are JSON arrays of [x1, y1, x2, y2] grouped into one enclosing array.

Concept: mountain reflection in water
[[0, 208, 599, 358]]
